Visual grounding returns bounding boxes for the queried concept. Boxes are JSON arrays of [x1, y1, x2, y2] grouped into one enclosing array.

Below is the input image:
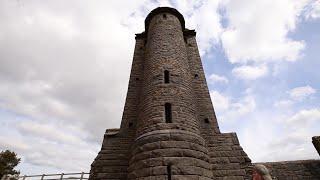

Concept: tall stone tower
[[90, 7, 252, 179]]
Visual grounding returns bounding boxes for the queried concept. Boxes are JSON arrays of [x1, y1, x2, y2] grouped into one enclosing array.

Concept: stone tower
[[90, 7, 252, 179]]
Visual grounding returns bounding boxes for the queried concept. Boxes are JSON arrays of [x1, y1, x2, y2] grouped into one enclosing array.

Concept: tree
[[0, 150, 21, 178]]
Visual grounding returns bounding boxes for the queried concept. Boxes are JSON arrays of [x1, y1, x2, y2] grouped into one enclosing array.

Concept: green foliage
[[0, 150, 21, 178]]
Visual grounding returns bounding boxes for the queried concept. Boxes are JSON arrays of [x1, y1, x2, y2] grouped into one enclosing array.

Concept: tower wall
[[128, 11, 212, 179], [185, 34, 252, 180], [89, 37, 145, 179], [90, 7, 253, 180], [119, 37, 145, 130], [136, 12, 199, 136], [185, 35, 220, 134]]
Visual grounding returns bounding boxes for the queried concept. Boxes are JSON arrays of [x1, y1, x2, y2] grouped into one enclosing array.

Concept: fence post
[[60, 173, 64, 180], [22, 175, 26, 180], [40, 174, 45, 180], [80, 172, 84, 180]]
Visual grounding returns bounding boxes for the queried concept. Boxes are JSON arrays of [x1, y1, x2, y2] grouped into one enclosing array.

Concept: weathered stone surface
[[89, 7, 253, 180], [259, 160, 320, 180], [312, 136, 320, 156]]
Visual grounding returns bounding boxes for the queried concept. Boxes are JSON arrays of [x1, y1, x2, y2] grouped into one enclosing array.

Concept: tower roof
[[145, 7, 185, 33]]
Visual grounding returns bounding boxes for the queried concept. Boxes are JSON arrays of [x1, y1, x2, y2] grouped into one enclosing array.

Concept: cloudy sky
[[0, 0, 319, 175]]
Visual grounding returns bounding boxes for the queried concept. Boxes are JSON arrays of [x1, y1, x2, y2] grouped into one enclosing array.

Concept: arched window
[[164, 70, 170, 83], [165, 103, 172, 123]]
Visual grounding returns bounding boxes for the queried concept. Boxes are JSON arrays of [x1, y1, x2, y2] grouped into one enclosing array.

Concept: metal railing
[[17, 172, 89, 180]]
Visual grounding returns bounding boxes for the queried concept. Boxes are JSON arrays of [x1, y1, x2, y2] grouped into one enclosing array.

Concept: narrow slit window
[[204, 118, 209, 123], [165, 103, 172, 123], [164, 70, 170, 83], [163, 14, 167, 19], [167, 165, 172, 180]]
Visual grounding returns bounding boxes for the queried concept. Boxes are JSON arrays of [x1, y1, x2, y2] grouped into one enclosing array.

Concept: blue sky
[[0, 0, 319, 175]]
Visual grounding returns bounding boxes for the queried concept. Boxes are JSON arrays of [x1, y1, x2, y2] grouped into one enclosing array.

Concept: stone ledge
[[105, 128, 120, 136]]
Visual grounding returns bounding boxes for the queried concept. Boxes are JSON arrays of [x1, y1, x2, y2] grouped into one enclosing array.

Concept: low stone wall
[[259, 160, 320, 179], [206, 133, 252, 179]]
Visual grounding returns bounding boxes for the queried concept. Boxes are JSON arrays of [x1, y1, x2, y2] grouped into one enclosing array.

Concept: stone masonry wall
[[119, 38, 145, 130], [136, 12, 200, 136], [90, 129, 135, 179], [90, 7, 253, 180], [207, 133, 252, 180], [312, 136, 320, 156], [128, 10, 212, 179], [89, 34, 145, 180], [185, 34, 220, 134], [260, 160, 320, 179], [185, 33, 252, 179]]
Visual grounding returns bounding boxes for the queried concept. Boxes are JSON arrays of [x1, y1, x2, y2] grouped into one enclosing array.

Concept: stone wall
[[185, 30, 252, 180], [89, 28, 145, 180], [312, 136, 320, 156], [89, 7, 252, 180], [207, 133, 252, 180], [185, 33, 220, 134], [136, 12, 200, 136], [260, 160, 320, 179], [89, 128, 135, 179], [128, 9, 213, 179]]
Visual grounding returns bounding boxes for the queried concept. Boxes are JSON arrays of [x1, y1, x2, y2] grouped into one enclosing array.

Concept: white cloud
[[0, 118, 99, 173], [208, 73, 229, 84], [232, 64, 268, 80], [273, 86, 316, 109], [221, 0, 307, 64], [0, 0, 149, 174], [264, 131, 318, 161], [189, 0, 223, 56], [289, 85, 316, 100], [17, 121, 84, 145], [0, 136, 30, 151], [229, 95, 256, 116], [267, 108, 320, 161], [305, 0, 320, 19], [172, 0, 223, 56], [240, 108, 320, 162], [125, 0, 223, 56], [210, 90, 230, 111], [274, 100, 294, 108], [286, 108, 320, 126], [210, 90, 256, 122]]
